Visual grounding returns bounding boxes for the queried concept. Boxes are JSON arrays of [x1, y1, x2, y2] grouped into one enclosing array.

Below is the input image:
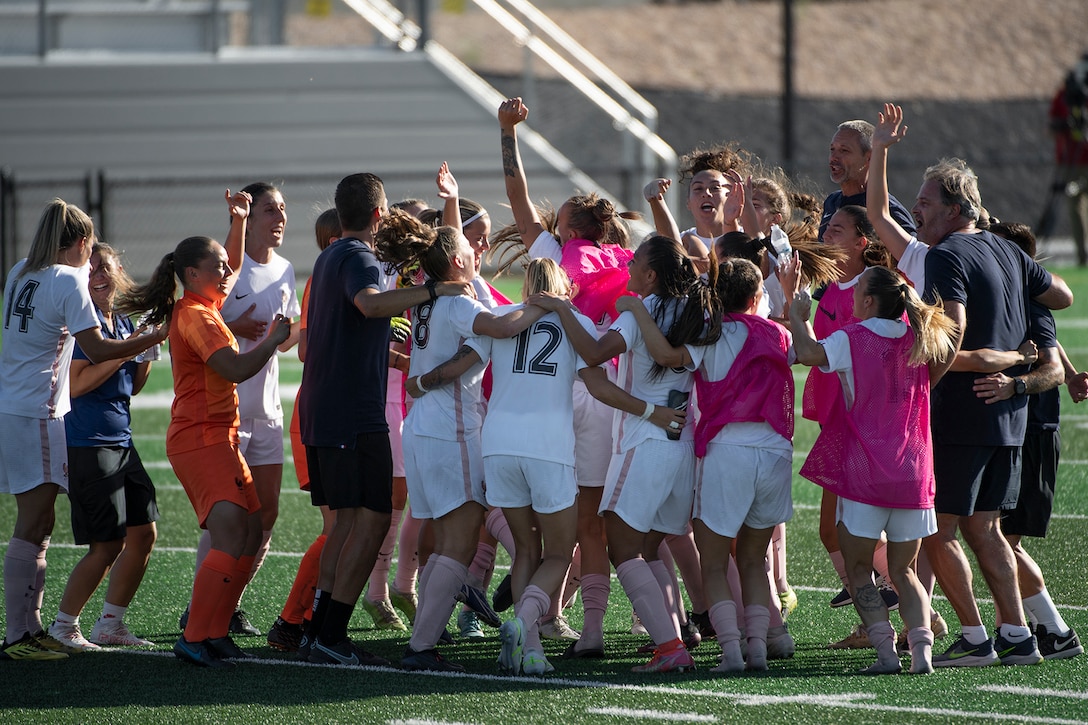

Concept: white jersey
[[609, 293, 696, 452], [479, 305, 594, 464], [0, 260, 99, 419], [404, 294, 490, 441], [220, 251, 300, 419], [896, 236, 929, 290]]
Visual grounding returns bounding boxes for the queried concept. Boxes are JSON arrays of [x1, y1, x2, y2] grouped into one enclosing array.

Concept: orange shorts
[[289, 391, 309, 491], [169, 442, 258, 528]]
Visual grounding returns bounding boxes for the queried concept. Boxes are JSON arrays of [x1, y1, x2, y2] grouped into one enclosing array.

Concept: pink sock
[[648, 558, 683, 635], [744, 604, 770, 669], [710, 600, 744, 671], [829, 550, 849, 588], [409, 555, 467, 652], [617, 559, 678, 645], [516, 584, 551, 651], [5, 537, 46, 641], [485, 507, 516, 558], [467, 542, 496, 588], [666, 531, 707, 613], [867, 619, 899, 666], [579, 573, 610, 638], [394, 510, 422, 594], [908, 626, 935, 673], [367, 508, 402, 603], [31, 536, 48, 634], [771, 522, 788, 592]]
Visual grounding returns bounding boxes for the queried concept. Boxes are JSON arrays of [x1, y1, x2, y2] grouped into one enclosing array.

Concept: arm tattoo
[[501, 133, 518, 178], [421, 344, 476, 390]]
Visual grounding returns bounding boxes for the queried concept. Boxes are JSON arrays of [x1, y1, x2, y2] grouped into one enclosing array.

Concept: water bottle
[[769, 224, 792, 268]]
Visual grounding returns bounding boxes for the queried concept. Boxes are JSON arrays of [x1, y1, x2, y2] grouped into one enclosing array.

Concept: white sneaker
[[522, 647, 555, 675], [48, 620, 101, 652], [539, 614, 580, 641], [90, 617, 154, 647], [630, 611, 648, 636], [767, 623, 796, 659]]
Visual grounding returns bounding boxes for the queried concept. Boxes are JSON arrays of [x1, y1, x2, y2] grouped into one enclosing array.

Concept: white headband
[[460, 210, 487, 228]]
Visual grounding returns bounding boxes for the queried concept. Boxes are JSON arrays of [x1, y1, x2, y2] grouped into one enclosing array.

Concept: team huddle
[[1, 99, 1084, 678]]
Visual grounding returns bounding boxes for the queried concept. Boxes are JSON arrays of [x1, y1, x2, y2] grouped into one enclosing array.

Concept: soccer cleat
[[630, 611, 648, 636], [310, 637, 390, 667], [562, 639, 606, 659], [681, 617, 702, 650], [995, 633, 1043, 666], [47, 620, 101, 652], [296, 633, 313, 662], [266, 617, 303, 652], [828, 623, 871, 650], [876, 577, 900, 611], [400, 646, 465, 672], [229, 609, 261, 636], [362, 598, 408, 632], [932, 635, 999, 667], [631, 642, 696, 673], [89, 617, 154, 647], [779, 586, 799, 619], [173, 636, 234, 669], [178, 608, 189, 631], [522, 648, 554, 675], [458, 609, 486, 639], [2, 633, 68, 661], [206, 635, 255, 660], [539, 614, 580, 641], [829, 586, 852, 608], [439, 628, 455, 645], [1035, 624, 1083, 660], [389, 587, 418, 625], [691, 610, 716, 640], [498, 618, 526, 675], [492, 574, 514, 613], [458, 583, 501, 628], [767, 624, 796, 660]]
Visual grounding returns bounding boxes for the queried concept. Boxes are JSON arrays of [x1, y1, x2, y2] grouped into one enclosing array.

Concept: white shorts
[[600, 438, 695, 535], [694, 443, 793, 538], [0, 413, 68, 494], [837, 497, 937, 542], [484, 455, 578, 514], [237, 416, 285, 466], [385, 401, 405, 478], [403, 428, 486, 520], [572, 377, 614, 488]]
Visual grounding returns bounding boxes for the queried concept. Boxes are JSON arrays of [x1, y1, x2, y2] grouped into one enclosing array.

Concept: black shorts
[[306, 432, 393, 513], [1001, 430, 1059, 538], [933, 444, 1021, 517], [67, 446, 159, 545]]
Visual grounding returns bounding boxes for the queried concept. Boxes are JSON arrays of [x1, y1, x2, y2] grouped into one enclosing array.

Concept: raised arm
[[613, 295, 691, 368], [437, 161, 460, 229], [867, 103, 914, 262], [498, 98, 548, 245], [786, 289, 829, 368], [527, 292, 626, 365], [222, 189, 251, 293], [644, 178, 682, 242]]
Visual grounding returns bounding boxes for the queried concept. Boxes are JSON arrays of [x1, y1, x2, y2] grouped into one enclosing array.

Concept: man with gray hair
[[820, 119, 915, 242], [918, 157, 1074, 667]]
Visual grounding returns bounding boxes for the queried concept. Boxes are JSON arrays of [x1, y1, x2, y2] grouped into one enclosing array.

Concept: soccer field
[[1, 269, 1087, 724]]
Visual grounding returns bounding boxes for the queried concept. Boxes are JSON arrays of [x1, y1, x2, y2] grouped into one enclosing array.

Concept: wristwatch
[[1013, 378, 1027, 396]]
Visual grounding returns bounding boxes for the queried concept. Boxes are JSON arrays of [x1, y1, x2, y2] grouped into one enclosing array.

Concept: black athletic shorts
[[306, 431, 394, 513], [1001, 430, 1059, 538], [933, 444, 1021, 517], [67, 446, 159, 545]]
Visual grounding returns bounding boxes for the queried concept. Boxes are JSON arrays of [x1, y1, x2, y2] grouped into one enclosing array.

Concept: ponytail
[[23, 198, 94, 275], [115, 237, 216, 326]]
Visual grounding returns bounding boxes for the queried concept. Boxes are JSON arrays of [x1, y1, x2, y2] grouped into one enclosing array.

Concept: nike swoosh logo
[[996, 645, 1016, 657], [819, 307, 837, 321], [1053, 636, 1075, 651], [947, 648, 983, 659], [235, 293, 250, 300]]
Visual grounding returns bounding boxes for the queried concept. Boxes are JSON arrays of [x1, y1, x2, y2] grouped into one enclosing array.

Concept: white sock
[[1023, 589, 1070, 634], [999, 623, 1031, 643], [961, 624, 989, 645], [100, 602, 127, 621], [54, 610, 78, 627]]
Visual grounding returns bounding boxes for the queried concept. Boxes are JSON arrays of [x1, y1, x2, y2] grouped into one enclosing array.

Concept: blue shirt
[[65, 308, 137, 447]]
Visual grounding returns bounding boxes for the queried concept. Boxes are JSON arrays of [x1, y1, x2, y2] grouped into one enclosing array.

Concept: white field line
[[586, 707, 716, 722], [388, 720, 477, 725], [73, 652, 1088, 725], [977, 685, 1088, 700]]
